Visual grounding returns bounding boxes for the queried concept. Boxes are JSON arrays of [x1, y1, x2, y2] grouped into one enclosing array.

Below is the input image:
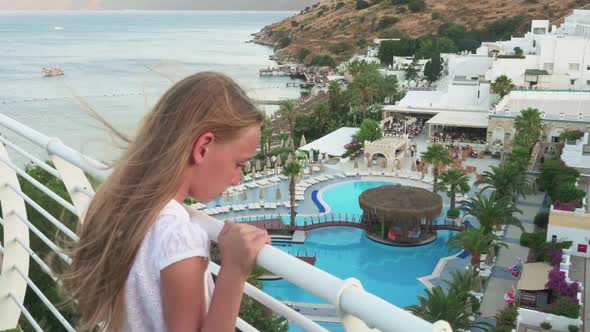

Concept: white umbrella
[[251, 166, 256, 178], [276, 154, 282, 166], [300, 134, 306, 147], [255, 159, 261, 171], [266, 156, 271, 168], [320, 159, 325, 172], [263, 165, 268, 178], [244, 161, 251, 173]]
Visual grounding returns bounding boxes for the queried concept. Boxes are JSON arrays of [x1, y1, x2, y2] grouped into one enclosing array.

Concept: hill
[[253, 0, 590, 63]]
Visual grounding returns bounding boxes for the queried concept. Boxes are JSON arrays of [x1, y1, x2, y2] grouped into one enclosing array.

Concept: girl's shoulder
[[150, 200, 211, 271]]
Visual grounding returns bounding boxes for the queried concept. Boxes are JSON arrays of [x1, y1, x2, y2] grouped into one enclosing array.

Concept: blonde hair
[[61, 72, 265, 331]]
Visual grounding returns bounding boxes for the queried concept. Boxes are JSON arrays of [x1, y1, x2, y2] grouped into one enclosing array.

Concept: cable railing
[[0, 112, 452, 332]]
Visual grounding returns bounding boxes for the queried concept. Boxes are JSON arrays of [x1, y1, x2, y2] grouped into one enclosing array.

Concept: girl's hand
[[217, 221, 270, 278]]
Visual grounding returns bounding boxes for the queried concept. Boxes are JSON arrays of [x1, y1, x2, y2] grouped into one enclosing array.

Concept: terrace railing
[[0, 112, 452, 332]]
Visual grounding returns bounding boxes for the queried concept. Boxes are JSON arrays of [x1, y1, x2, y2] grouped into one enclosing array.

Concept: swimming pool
[[260, 181, 458, 330]]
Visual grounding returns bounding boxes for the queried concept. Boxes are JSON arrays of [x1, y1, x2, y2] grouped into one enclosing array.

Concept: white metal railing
[[0, 112, 452, 331]]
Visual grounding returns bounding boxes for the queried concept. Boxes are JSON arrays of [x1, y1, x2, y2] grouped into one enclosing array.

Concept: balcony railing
[[0, 112, 452, 332]]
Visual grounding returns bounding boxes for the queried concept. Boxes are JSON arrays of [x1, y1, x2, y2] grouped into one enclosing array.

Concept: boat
[[41, 68, 64, 77]]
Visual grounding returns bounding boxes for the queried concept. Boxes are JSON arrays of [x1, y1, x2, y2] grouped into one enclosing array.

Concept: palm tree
[[491, 75, 515, 98], [460, 191, 523, 234], [448, 227, 507, 269], [312, 103, 331, 136], [475, 165, 527, 202], [506, 146, 530, 173], [282, 160, 302, 227], [347, 68, 385, 117], [444, 270, 480, 297], [382, 74, 399, 104], [327, 80, 342, 114], [408, 286, 485, 331], [420, 144, 453, 193], [279, 100, 300, 150], [438, 168, 470, 211], [514, 107, 543, 150]]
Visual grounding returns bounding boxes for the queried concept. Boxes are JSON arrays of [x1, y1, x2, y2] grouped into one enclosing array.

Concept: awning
[[517, 262, 552, 291], [426, 111, 489, 128], [298, 127, 359, 157]]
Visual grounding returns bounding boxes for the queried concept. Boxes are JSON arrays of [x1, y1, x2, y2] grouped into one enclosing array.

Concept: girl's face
[[187, 125, 260, 203]]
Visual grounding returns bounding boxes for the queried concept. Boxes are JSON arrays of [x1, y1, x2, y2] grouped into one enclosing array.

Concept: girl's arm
[[161, 257, 247, 332]]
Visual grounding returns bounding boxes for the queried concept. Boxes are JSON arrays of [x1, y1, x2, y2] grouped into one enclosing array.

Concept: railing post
[[0, 142, 30, 330]]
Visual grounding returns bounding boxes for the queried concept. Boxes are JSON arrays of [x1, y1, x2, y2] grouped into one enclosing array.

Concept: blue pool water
[[260, 181, 458, 331]]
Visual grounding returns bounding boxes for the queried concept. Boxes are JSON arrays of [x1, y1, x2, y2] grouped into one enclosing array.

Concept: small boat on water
[[41, 68, 64, 77]]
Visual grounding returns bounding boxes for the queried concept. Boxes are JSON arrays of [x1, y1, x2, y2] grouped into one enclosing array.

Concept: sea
[[0, 10, 301, 163]]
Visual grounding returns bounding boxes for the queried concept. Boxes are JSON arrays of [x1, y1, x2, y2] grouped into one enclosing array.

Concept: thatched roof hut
[[359, 185, 442, 240]]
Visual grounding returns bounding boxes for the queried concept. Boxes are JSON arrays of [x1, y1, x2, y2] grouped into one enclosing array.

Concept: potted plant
[[540, 321, 552, 332]]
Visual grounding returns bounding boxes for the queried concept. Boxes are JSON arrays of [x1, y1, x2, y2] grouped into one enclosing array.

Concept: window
[[543, 63, 554, 72], [569, 63, 580, 71], [587, 80, 590, 85], [533, 27, 546, 34], [571, 79, 576, 85], [587, 65, 590, 70]]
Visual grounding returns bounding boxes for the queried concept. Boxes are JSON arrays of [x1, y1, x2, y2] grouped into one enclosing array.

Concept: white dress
[[124, 200, 215, 331]]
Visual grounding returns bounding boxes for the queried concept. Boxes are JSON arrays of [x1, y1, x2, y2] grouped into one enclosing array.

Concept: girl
[[62, 72, 271, 331]]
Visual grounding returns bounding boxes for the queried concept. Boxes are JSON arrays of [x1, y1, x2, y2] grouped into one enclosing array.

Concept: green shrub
[[540, 321, 552, 330], [431, 11, 441, 20], [568, 325, 580, 332], [548, 296, 580, 318], [534, 212, 549, 229], [328, 42, 352, 54], [356, 0, 371, 10], [495, 305, 518, 331], [296, 48, 310, 62], [310, 55, 336, 68], [377, 16, 399, 30], [276, 36, 292, 49], [335, 2, 345, 10], [408, 0, 426, 12]]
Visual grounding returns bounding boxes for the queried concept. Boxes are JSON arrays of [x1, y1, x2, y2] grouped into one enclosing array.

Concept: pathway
[[479, 192, 545, 317], [568, 256, 589, 332]]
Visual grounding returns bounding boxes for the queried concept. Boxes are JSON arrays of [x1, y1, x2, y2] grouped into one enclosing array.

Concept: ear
[[191, 132, 215, 165]]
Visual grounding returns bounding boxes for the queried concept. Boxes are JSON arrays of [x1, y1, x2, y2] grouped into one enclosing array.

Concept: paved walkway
[[479, 192, 545, 317], [568, 256, 589, 332]]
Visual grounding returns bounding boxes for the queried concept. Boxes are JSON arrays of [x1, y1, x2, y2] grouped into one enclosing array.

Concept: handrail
[[0, 113, 452, 331]]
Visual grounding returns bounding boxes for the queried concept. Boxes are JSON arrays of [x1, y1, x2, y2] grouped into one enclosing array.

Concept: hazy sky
[[0, 0, 317, 10]]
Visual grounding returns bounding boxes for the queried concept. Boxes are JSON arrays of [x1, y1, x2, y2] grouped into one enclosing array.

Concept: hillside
[[253, 0, 590, 63]]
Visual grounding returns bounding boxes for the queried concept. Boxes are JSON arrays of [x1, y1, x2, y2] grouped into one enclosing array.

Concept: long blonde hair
[[61, 72, 264, 331]]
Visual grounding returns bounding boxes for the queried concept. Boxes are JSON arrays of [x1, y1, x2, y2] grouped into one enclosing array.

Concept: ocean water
[[0, 10, 301, 162]]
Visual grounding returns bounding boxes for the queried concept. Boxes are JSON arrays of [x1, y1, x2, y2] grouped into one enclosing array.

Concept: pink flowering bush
[[553, 200, 577, 212], [546, 267, 579, 302]]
